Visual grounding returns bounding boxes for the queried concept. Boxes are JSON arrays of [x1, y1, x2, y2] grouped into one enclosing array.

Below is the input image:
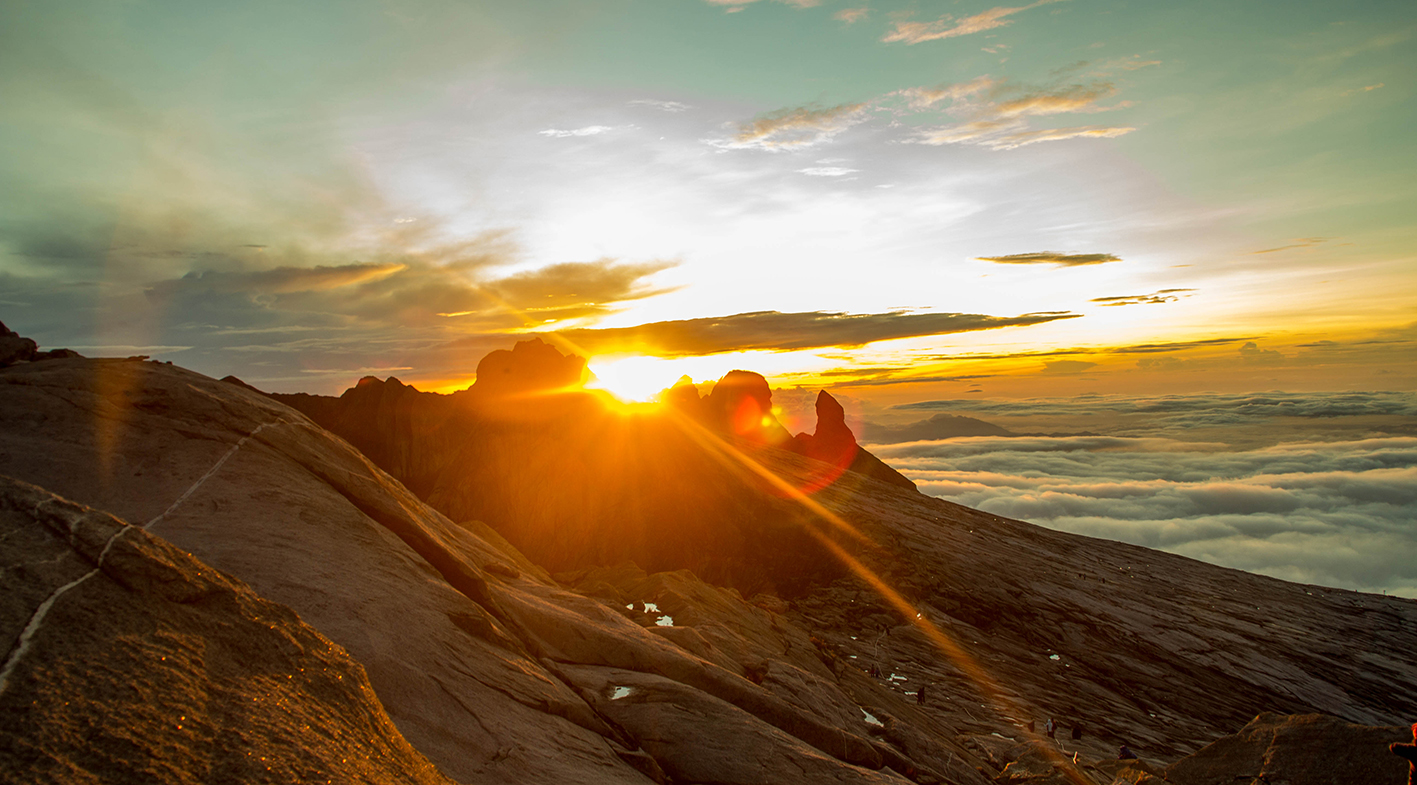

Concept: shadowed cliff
[[269, 339, 914, 595]]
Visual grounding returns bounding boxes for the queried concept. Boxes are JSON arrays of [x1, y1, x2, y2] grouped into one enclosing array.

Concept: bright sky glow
[[0, 0, 1412, 400]]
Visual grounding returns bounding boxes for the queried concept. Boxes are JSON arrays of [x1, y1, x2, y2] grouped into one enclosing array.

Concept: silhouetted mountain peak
[[704, 369, 793, 447], [474, 336, 587, 398]]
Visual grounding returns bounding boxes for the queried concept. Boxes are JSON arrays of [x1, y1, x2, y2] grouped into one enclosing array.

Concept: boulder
[[1165, 713, 1411, 785], [559, 664, 911, 785], [0, 321, 37, 367]]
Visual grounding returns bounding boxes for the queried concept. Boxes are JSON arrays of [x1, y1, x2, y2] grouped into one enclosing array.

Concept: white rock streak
[[146, 420, 286, 531], [0, 419, 286, 697]]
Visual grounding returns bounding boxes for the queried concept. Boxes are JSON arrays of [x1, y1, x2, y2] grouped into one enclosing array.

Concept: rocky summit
[[1, 335, 1416, 784]]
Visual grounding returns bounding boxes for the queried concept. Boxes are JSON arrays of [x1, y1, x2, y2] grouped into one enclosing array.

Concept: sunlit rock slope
[[2, 341, 1416, 784]]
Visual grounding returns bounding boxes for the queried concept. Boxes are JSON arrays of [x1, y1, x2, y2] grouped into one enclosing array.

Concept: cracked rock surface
[[3, 354, 1416, 784]]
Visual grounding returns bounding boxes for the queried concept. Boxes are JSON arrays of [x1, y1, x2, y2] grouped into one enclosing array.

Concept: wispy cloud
[[1091, 288, 1195, 306], [629, 99, 692, 112], [1342, 82, 1385, 96], [798, 166, 859, 177], [486, 259, 679, 319], [979, 124, 1135, 149], [834, 8, 869, 24], [545, 309, 1081, 357], [893, 76, 998, 110], [903, 78, 1137, 149], [977, 251, 1122, 267], [539, 125, 614, 138], [703, 0, 821, 11], [715, 102, 871, 151], [1252, 237, 1331, 254], [883, 0, 1065, 44]]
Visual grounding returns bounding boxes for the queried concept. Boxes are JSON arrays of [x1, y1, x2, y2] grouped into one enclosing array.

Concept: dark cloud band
[[545, 309, 1081, 357], [976, 251, 1121, 267]]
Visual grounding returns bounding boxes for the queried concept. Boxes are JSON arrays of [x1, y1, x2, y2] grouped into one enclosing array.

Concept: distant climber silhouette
[[1392, 722, 1417, 785]]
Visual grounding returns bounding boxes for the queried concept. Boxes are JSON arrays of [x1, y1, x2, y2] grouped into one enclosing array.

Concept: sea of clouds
[[867, 392, 1417, 598]]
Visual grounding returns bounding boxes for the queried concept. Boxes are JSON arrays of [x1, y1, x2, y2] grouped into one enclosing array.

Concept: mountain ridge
[[1, 332, 1415, 784]]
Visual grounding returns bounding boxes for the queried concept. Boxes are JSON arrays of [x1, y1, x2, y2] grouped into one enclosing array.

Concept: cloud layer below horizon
[[869, 391, 1417, 597]]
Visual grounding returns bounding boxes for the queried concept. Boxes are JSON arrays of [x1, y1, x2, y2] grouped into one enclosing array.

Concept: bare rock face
[[0, 356, 948, 784], [794, 390, 917, 492], [0, 477, 451, 785], [273, 371, 852, 595], [0, 321, 38, 367], [704, 369, 795, 447], [6, 352, 1417, 784], [474, 336, 588, 399], [1164, 713, 1411, 785], [267, 348, 916, 593]]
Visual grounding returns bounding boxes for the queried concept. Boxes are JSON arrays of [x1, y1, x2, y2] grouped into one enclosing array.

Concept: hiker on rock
[[1045, 718, 1056, 739], [1118, 744, 1137, 760], [1392, 722, 1416, 785], [916, 685, 927, 706]]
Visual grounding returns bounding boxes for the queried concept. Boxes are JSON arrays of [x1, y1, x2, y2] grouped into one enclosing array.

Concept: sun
[[586, 355, 688, 403]]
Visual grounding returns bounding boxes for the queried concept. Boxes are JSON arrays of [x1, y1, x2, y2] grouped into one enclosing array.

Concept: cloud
[[833, 8, 869, 24], [146, 263, 406, 297], [716, 103, 871, 151], [630, 100, 692, 112], [703, 0, 821, 10], [486, 259, 679, 320], [1252, 237, 1331, 254], [893, 76, 998, 110], [872, 430, 1417, 595], [1042, 359, 1098, 374], [977, 251, 1122, 267], [883, 0, 1065, 44], [544, 309, 1082, 357], [1091, 288, 1195, 306], [1343, 82, 1385, 96], [902, 77, 1138, 150], [798, 166, 859, 177], [894, 391, 1417, 424], [979, 124, 1135, 149], [539, 126, 614, 138]]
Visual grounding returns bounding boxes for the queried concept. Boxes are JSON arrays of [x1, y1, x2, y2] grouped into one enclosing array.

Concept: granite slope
[[0, 476, 451, 785], [4, 343, 1417, 783], [0, 355, 929, 784]]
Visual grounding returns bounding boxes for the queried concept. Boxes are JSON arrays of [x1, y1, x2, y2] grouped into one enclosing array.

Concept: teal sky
[[1, 0, 1413, 397]]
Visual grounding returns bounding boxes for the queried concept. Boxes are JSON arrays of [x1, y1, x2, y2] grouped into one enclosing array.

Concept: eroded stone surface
[[1164, 713, 1409, 785], [0, 477, 451, 785]]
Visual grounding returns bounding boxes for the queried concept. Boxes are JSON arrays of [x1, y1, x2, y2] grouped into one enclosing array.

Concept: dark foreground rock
[[1164, 713, 1410, 785], [2, 339, 1416, 784], [0, 356, 939, 784]]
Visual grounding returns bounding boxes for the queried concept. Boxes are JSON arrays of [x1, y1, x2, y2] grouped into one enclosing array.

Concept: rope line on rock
[[145, 420, 287, 531], [0, 419, 286, 698], [0, 515, 142, 697]]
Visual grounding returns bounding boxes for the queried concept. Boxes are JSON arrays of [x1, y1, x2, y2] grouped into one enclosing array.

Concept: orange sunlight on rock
[[586, 355, 697, 402]]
